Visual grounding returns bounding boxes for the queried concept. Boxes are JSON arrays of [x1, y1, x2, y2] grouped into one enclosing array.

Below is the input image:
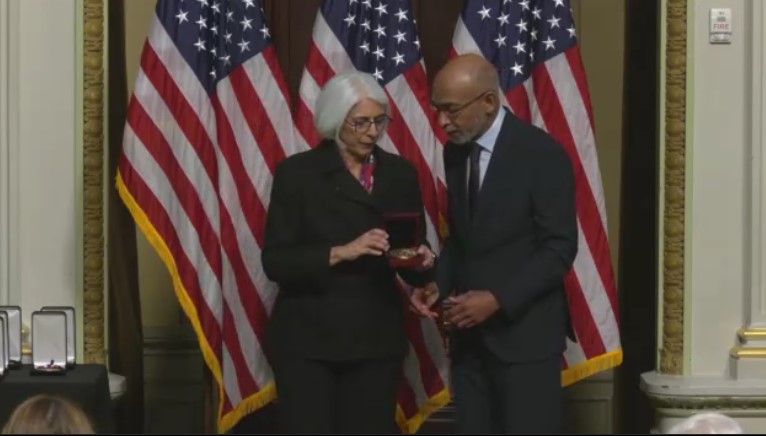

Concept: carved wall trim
[[661, 0, 687, 375], [82, 0, 105, 364], [649, 395, 766, 411]]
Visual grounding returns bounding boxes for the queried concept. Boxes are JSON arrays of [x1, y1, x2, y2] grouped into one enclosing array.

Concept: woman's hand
[[330, 229, 390, 265], [415, 244, 436, 270]]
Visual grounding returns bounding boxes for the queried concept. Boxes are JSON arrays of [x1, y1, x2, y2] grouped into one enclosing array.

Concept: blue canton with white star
[[462, 0, 577, 92], [321, 0, 423, 85], [156, 0, 272, 95]]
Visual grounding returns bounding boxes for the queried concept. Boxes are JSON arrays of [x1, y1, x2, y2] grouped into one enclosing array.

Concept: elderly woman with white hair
[[667, 412, 744, 434], [262, 71, 435, 433]]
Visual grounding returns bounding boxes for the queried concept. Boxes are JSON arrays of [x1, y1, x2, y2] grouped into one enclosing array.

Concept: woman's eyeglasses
[[346, 115, 392, 132]]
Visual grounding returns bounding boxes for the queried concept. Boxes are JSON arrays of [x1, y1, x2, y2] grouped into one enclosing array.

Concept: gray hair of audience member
[[667, 412, 744, 434], [314, 71, 390, 140]]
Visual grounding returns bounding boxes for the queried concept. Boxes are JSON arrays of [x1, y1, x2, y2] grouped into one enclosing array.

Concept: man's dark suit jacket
[[435, 110, 578, 363], [262, 140, 429, 361]]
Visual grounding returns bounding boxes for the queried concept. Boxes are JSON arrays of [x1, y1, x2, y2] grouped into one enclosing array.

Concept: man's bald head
[[434, 53, 500, 96], [431, 54, 501, 144]]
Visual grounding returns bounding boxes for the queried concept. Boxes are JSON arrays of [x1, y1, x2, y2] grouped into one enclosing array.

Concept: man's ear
[[483, 91, 499, 112]]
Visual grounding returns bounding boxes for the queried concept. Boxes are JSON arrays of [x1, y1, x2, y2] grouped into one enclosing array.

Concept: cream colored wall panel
[[688, 0, 749, 376], [14, 0, 78, 325]]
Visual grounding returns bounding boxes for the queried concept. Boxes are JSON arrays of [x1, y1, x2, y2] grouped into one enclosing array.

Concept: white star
[[210, 68, 216, 79], [393, 51, 405, 65], [375, 2, 388, 15], [194, 38, 206, 51], [519, 0, 530, 10], [361, 19, 371, 31], [497, 13, 510, 26], [373, 67, 383, 81], [243, 0, 255, 9], [360, 41, 371, 53], [241, 17, 253, 31], [567, 26, 576, 38], [211, 25, 218, 35], [175, 9, 189, 24], [513, 40, 526, 54], [530, 51, 535, 62], [238, 39, 251, 52], [494, 34, 507, 47], [414, 37, 420, 49], [362, 0, 372, 7], [548, 15, 561, 29], [515, 18, 528, 33], [395, 8, 408, 22], [224, 31, 233, 43], [261, 25, 270, 38], [511, 62, 523, 76], [344, 13, 356, 27], [220, 54, 231, 66], [394, 30, 407, 44], [553, 0, 565, 7], [211, 2, 221, 14], [478, 6, 492, 20], [196, 16, 208, 29], [503, 0, 513, 3], [543, 36, 556, 50], [350, 0, 359, 3], [196, 0, 208, 7], [531, 29, 538, 41], [209, 46, 217, 56], [373, 46, 385, 60], [374, 24, 386, 38], [532, 7, 542, 19], [226, 11, 235, 22]]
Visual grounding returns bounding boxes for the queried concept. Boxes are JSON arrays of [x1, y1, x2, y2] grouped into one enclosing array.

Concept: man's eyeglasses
[[346, 115, 392, 132], [431, 91, 490, 120]]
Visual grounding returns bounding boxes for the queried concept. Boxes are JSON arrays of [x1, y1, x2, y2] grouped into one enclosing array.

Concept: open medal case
[[31, 311, 68, 375], [0, 317, 6, 379], [0, 306, 22, 368], [41, 306, 76, 368], [383, 212, 423, 268]]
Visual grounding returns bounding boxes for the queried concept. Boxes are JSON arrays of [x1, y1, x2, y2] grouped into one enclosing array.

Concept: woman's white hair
[[667, 413, 743, 434], [313, 71, 390, 140]]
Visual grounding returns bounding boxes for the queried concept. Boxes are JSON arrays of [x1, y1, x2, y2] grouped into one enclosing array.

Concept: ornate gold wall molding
[[649, 395, 766, 411], [82, 0, 105, 364], [661, 0, 687, 375]]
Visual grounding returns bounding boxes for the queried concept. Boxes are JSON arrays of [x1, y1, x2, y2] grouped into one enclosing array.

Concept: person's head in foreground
[[667, 412, 744, 434], [1, 394, 95, 434]]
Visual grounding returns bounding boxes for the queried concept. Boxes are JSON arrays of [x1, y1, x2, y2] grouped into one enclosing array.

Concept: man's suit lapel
[[446, 144, 471, 240], [470, 112, 518, 241]]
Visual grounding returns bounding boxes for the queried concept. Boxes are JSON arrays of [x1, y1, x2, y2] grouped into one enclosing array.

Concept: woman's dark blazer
[[262, 140, 430, 361]]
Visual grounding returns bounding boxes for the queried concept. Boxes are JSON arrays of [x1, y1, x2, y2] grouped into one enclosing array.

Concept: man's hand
[[409, 282, 439, 318], [445, 290, 500, 328]]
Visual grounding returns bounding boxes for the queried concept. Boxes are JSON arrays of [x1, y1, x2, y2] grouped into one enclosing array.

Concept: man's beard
[[449, 115, 483, 144]]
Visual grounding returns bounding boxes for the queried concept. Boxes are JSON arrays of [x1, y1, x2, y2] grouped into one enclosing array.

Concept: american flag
[[295, 0, 450, 433], [116, 0, 307, 432], [452, 0, 621, 383]]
